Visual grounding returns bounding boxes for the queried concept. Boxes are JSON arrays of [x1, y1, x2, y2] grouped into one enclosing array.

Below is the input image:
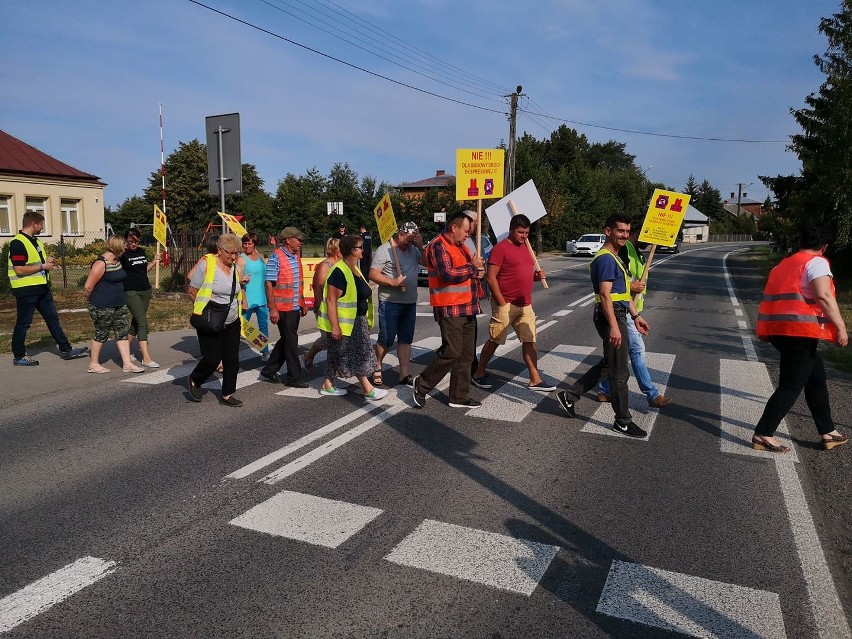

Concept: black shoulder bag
[[190, 267, 237, 336]]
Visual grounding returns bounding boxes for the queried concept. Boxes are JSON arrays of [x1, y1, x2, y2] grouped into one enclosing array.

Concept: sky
[[3, 0, 843, 211]]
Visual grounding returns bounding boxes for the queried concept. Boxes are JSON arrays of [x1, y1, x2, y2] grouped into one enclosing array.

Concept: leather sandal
[[822, 434, 848, 450], [372, 370, 383, 386], [751, 435, 791, 453]]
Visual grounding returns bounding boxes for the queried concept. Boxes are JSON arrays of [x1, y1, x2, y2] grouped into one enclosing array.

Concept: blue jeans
[[242, 305, 270, 353], [598, 315, 659, 401], [12, 288, 72, 359]]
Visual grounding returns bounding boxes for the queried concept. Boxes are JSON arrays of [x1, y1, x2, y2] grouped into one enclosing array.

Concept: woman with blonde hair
[[303, 237, 342, 372], [83, 235, 145, 374]]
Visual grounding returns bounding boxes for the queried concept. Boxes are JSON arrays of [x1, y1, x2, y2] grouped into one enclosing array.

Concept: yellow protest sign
[[373, 194, 398, 245], [639, 189, 691, 247], [455, 149, 505, 201], [301, 257, 324, 309], [153, 205, 167, 247], [218, 212, 248, 238], [240, 315, 269, 353]]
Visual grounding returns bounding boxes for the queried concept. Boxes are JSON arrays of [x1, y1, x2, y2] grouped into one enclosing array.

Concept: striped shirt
[[265, 247, 302, 308]]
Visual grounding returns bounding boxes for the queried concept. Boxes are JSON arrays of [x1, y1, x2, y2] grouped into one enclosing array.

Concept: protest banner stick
[[507, 199, 548, 289], [390, 237, 405, 292], [640, 245, 657, 283], [155, 244, 161, 290], [476, 199, 482, 258]]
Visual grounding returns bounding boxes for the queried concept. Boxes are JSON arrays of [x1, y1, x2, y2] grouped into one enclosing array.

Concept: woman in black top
[[120, 228, 160, 367]]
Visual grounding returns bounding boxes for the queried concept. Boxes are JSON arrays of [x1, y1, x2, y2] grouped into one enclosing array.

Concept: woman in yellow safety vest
[[316, 235, 387, 401], [752, 225, 848, 452]]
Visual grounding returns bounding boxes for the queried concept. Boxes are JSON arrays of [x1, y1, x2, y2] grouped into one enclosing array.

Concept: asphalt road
[[1, 243, 850, 638]]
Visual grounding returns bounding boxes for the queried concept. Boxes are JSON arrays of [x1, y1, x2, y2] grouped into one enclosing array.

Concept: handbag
[[190, 267, 237, 336]]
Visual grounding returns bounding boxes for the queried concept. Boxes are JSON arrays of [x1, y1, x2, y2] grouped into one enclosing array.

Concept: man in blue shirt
[[557, 212, 651, 437]]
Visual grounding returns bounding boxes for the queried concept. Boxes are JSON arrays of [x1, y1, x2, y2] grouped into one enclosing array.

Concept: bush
[[160, 271, 187, 292], [0, 242, 10, 297]]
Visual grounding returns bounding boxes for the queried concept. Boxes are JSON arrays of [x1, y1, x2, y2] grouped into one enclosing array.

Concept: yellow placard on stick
[[455, 148, 505, 201], [301, 257, 324, 309], [218, 212, 248, 238], [153, 205, 167, 247], [639, 189, 691, 247], [240, 315, 269, 353], [373, 193, 398, 245]]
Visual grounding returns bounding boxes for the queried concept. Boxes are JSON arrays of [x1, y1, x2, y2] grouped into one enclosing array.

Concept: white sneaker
[[142, 360, 160, 369], [365, 387, 389, 401], [319, 386, 347, 397]]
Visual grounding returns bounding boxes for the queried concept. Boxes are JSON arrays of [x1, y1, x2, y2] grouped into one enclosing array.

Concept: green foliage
[[0, 242, 10, 296]]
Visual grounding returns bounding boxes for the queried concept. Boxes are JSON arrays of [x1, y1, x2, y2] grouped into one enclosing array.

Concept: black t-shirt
[[119, 247, 152, 291], [9, 233, 49, 297], [327, 265, 371, 316]]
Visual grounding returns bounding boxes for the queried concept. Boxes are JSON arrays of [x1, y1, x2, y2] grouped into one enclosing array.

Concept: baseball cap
[[399, 221, 419, 234], [280, 226, 306, 241], [462, 210, 477, 220]]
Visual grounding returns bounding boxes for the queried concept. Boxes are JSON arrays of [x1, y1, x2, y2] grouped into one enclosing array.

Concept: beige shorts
[[488, 302, 536, 345]]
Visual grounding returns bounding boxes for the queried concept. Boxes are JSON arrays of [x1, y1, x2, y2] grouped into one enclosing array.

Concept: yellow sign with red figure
[[240, 316, 269, 353], [153, 205, 167, 247], [640, 189, 691, 247], [455, 148, 505, 201], [218, 212, 248, 238], [301, 257, 324, 309], [373, 194, 398, 245]]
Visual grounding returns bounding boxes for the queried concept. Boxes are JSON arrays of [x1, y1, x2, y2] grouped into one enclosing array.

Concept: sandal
[[399, 375, 414, 387], [87, 365, 110, 374], [302, 355, 315, 374], [372, 370, 384, 386], [216, 363, 224, 373], [751, 435, 791, 453]]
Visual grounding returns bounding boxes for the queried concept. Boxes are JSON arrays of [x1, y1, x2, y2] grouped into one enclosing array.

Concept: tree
[[106, 196, 152, 233], [684, 175, 699, 198]]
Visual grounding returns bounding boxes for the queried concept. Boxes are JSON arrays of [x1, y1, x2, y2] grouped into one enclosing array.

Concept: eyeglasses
[[219, 248, 239, 257], [353, 245, 364, 250]]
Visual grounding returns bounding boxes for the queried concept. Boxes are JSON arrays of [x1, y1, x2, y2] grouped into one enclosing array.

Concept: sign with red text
[[373, 193, 398, 245], [301, 257, 324, 309], [639, 189, 691, 247], [153, 205, 167, 247], [218, 212, 248, 238], [455, 148, 505, 201]]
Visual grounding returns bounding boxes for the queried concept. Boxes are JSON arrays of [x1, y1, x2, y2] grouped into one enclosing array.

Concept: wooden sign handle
[[641, 245, 656, 283], [507, 199, 548, 289]]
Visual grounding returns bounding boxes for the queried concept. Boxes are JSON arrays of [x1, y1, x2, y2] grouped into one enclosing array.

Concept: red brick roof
[[0, 130, 103, 184], [400, 172, 454, 189]]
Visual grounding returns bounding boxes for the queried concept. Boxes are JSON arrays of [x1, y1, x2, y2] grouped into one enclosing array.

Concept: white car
[[566, 234, 606, 256]]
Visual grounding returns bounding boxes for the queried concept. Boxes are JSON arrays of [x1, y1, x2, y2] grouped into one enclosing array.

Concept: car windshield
[[578, 235, 601, 242]]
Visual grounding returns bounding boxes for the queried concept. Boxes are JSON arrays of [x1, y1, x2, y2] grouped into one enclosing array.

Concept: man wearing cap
[[369, 221, 424, 387], [260, 226, 308, 387]]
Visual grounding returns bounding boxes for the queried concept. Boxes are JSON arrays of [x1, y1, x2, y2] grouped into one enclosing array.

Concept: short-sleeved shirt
[[590, 251, 629, 309], [802, 255, 833, 300], [265, 247, 302, 308], [488, 239, 535, 306], [120, 247, 152, 291], [328, 266, 372, 316], [9, 233, 49, 297], [371, 242, 421, 304], [190, 258, 241, 324]]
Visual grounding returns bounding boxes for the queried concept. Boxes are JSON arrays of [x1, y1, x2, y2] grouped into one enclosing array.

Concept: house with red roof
[[0, 130, 105, 239], [398, 169, 454, 201]]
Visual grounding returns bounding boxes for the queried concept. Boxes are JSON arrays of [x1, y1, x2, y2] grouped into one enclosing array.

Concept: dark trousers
[[755, 335, 835, 437], [191, 319, 241, 396], [419, 315, 476, 403], [566, 306, 631, 423], [261, 310, 302, 382], [13, 288, 71, 359]]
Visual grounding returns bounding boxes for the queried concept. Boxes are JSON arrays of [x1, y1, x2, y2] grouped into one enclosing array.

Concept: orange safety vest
[[426, 233, 474, 308], [756, 252, 838, 341], [271, 247, 304, 312]]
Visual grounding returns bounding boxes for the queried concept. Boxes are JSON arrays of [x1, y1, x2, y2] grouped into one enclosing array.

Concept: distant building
[[722, 192, 763, 218], [682, 204, 709, 243], [399, 169, 454, 201], [0, 130, 106, 239]]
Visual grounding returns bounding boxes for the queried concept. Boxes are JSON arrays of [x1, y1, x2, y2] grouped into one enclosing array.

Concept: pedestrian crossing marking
[[229, 490, 383, 549], [597, 560, 786, 639], [718, 360, 798, 461], [384, 519, 560, 596], [581, 352, 675, 440], [466, 345, 594, 421]]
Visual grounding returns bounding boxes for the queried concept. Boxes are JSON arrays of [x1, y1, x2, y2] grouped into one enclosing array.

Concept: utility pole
[[736, 182, 743, 216], [505, 85, 523, 194]]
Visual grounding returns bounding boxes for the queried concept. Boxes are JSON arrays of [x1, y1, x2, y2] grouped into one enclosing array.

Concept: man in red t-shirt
[[472, 214, 554, 391]]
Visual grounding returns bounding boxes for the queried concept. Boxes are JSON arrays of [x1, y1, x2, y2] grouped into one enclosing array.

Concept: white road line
[[570, 293, 595, 307], [229, 491, 383, 549], [718, 360, 797, 461], [415, 312, 434, 317], [467, 344, 594, 421], [597, 560, 786, 638], [385, 519, 560, 596], [0, 556, 117, 634], [552, 309, 572, 317], [581, 352, 675, 440]]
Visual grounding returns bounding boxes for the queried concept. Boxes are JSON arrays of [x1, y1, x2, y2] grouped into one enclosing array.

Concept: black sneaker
[[612, 421, 647, 438], [556, 391, 576, 418], [286, 380, 309, 389], [260, 372, 284, 384], [412, 375, 426, 408], [448, 398, 483, 409], [218, 395, 244, 407], [470, 375, 493, 390], [60, 347, 88, 360], [187, 377, 203, 402]]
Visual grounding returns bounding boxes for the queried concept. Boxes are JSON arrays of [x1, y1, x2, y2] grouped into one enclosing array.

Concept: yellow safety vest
[[624, 240, 646, 312], [7, 233, 50, 289], [591, 248, 631, 303], [316, 261, 374, 335], [192, 254, 242, 315]]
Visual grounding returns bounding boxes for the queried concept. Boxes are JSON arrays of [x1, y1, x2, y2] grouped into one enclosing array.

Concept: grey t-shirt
[[190, 257, 241, 325], [371, 241, 421, 304]]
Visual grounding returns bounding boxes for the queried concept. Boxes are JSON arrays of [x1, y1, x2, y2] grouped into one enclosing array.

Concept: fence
[[708, 234, 754, 242]]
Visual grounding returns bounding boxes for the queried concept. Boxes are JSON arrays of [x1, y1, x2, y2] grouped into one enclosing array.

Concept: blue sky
[[3, 0, 841, 210]]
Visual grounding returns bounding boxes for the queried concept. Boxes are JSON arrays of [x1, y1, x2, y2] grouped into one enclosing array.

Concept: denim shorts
[[377, 300, 416, 347]]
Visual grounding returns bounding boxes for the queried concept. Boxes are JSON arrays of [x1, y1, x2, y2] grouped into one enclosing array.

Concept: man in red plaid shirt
[[412, 212, 486, 409]]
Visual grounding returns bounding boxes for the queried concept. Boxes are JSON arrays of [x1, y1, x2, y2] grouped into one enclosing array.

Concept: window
[[0, 195, 11, 235], [61, 199, 81, 235], [25, 197, 49, 234]]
